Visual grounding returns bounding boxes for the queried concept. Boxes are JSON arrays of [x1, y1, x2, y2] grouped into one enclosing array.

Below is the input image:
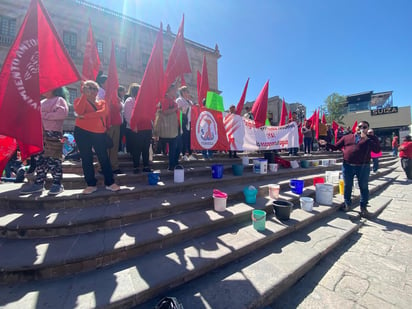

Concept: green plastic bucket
[[251, 209, 266, 231], [232, 164, 244, 176]]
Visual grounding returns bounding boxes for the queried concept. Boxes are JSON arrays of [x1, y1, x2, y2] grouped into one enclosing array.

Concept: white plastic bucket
[[329, 159, 337, 165], [242, 156, 249, 166], [213, 196, 227, 212], [321, 159, 329, 167], [290, 160, 299, 169], [253, 159, 267, 174], [325, 171, 340, 184], [269, 163, 278, 172], [300, 197, 314, 211], [174, 165, 184, 183], [268, 184, 280, 199], [316, 183, 334, 205]]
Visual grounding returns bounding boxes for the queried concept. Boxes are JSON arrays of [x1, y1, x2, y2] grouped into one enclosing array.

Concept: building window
[[96, 39, 103, 59], [348, 100, 370, 112], [67, 87, 78, 105], [115, 45, 127, 69], [0, 16, 16, 46], [141, 52, 150, 70], [63, 31, 77, 59]]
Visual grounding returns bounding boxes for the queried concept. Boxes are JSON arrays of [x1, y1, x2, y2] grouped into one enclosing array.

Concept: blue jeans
[[392, 147, 398, 157], [74, 126, 114, 187], [304, 137, 312, 154], [342, 162, 370, 209], [372, 158, 379, 172]]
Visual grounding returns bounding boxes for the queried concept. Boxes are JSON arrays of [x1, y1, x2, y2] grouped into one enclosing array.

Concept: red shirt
[[399, 141, 412, 159]]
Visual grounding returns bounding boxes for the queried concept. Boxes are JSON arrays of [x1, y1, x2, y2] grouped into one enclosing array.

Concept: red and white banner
[[190, 108, 299, 151]]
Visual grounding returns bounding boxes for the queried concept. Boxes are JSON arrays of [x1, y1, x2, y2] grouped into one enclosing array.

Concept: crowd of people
[[3, 77, 410, 202]]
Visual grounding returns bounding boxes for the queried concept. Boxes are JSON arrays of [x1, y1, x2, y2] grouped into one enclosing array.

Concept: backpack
[[154, 296, 184, 309]]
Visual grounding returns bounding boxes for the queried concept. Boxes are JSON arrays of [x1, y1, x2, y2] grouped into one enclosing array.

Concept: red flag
[[190, 105, 229, 151], [307, 110, 316, 123], [198, 55, 209, 105], [235, 78, 249, 115], [105, 40, 120, 128], [298, 124, 303, 146], [321, 113, 327, 124], [82, 20, 101, 81], [197, 71, 201, 102], [164, 15, 191, 91], [251, 80, 269, 128], [0, 0, 81, 174], [288, 109, 292, 122], [315, 109, 320, 140], [180, 74, 186, 86], [351, 120, 358, 133], [279, 97, 287, 126], [130, 24, 164, 131], [332, 120, 339, 144]]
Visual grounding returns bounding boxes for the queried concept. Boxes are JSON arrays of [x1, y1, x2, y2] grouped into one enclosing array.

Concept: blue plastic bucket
[[232, 164, 244, 176], [243, 185, 258, 204], [251, 209, 266, 231], [212, 164, 224, 179], [289, 179, 304, 194], [148, 172, 159, 185]]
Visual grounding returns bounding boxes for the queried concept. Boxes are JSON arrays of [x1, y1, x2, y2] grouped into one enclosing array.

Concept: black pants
[[401, 158, 412, 179], [127, 129, 152, 168]]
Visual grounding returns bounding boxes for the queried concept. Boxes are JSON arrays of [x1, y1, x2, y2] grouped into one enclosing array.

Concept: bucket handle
[[251, 213, 265, 222]]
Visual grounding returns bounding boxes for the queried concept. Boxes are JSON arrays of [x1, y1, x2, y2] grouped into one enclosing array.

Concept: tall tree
[[323, 93, 346, 124]]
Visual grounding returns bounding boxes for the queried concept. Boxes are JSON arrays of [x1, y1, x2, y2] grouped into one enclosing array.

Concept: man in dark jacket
[[319, 120, 381, 218]]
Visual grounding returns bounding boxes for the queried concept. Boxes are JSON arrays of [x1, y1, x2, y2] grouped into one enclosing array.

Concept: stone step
[[0, 174, 395, 308], [0, 164, 396, 237], [0, 168, 395, 285]]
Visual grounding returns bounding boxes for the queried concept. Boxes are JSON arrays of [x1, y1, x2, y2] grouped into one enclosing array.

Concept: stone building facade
[[0, 0, 221, 131]]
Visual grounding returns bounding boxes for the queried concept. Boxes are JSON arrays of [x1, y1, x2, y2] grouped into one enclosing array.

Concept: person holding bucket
[[319, 120, 380, 218]]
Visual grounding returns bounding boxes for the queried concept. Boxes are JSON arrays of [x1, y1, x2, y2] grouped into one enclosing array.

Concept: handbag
[[86, 100, 114, 149], [43, 131, 63, 158], [154, 110, 178, 139]]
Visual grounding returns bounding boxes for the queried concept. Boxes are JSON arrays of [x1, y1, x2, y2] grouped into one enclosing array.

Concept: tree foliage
[[323, 93, 346, 124]]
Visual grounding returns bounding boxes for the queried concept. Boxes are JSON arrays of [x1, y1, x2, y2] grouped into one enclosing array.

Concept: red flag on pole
[[251, 80, 269, 128], [105, 40, 120, 128], [198, 55, 209, 105], [130, 24, 164, 131], [164, 15, 191, 91], [332, 120, 339, 144], [315, 109, 320, 140], [82, 20, 101, 81], [235, 78, 249, 115], [279, 97, 287, 126], [288, 109, 293, 122], [321, 113, 327, 124], [0, 0, 81, 174], [351, 120, 358, 133], [197, 70, 201, 100]]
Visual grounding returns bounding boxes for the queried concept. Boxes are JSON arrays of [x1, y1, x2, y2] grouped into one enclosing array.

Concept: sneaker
[[20, 183, 44, 194], [360, 208, 371, 219], [142, 167, 153, 173], [82, 186, 97, 195], [106, 183, 121, 192], [112, 169, 123, 175], [48, 184, 64, 195], [188, 155, 197, 161], [342, 204, 351, 212], [182, 155, 189, 161]]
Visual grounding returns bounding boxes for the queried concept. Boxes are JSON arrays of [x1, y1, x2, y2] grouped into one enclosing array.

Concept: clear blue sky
[[93, 0, 412, 114]]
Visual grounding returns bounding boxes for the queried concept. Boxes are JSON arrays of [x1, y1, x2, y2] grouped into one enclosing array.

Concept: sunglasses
[[358, 125, 368, 129]]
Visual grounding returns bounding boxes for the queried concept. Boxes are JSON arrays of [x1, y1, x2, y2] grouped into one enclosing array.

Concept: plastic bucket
[[148, 172, 159, 185], [321, 159, 329, 167], [290, 160, 299, 168], [339, 179, 344, 195], [253, 159, 268, 174], [232, 164, 244, 176], [174, 165, 184, 183], [273, 200, 294, 220], [242, 156, 249, 166], [268, 184, 280, 199], [212, 164, 224, 179], [243, 185, 258, 204], [213, 189, 228, 212], [290, 179, 304, 194], [316, 183, 334, 205], [313, 176, 325, 186], [269, 163, 278, 172], [325, 171, 340, 184], [300, 160, 310, 168], [300, 197, 314, 212], [251, 209, 266, 231]]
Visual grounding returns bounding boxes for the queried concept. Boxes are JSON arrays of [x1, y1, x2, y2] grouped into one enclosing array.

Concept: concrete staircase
[[0, 152, 398, 308]]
